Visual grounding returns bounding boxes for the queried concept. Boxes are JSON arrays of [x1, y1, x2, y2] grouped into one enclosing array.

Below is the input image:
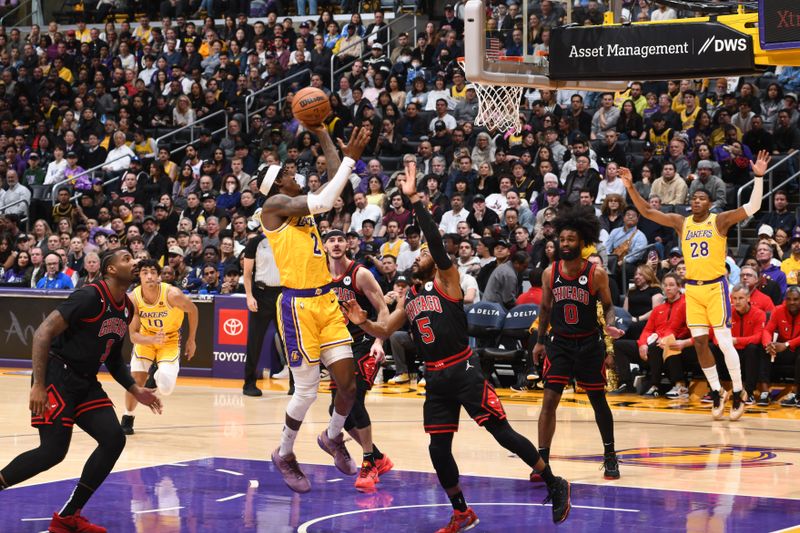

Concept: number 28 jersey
[[680, 213, 727, 281], [550, 260, 600, 338], [263, 215, 331, 290]]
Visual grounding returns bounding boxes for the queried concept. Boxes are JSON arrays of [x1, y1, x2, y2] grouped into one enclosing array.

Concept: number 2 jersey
[[51, 281, 135, 377], [263, 215, 331, 290], [680, 213, 727, 281], [550, 260, 600, 338], [405, 279, 472, 370]]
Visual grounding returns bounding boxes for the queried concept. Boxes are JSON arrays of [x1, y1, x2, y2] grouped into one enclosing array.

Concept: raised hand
[[340, 299, 367, 325], [618, 166, 634, 190], [750, 150, 772, 177], [401, 160, 418, 199], [338, 126, 372, 161]]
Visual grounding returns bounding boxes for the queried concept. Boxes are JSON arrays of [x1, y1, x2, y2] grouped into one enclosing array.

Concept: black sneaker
[[120, 414, 135, 435], [744, 393, 756, 406], [602, 453, 620, 480], [243, 386, 263, 397], [756, 392, 771, 406], [145, 363, 158, 389], [543, 476, 571, 524]]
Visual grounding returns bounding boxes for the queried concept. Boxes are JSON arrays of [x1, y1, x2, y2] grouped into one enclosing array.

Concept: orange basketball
[[291, 87, 332, 126]]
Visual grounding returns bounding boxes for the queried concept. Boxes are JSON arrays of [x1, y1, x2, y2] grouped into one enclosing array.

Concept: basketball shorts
[[131, 339, 181, 368], [277, 288, 352, 367], [31, 357, 113, 429], [329, 336, 380, 393], [423, 353, 507, 434], [543, 334, 607, 393], [685, 279, 732, 330]]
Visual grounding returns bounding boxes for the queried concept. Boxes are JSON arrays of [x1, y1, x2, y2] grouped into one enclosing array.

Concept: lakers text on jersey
[[132, 282, 184, 364]]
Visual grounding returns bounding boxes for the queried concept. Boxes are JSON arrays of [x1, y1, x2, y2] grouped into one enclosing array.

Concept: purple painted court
[[2, 457, 798, 532]]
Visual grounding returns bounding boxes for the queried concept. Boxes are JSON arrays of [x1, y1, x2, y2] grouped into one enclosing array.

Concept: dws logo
[[698, 36, 748, 54], [223, 317, 244, 336]]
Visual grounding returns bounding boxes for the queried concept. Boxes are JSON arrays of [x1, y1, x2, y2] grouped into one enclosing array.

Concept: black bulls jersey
[[405, 279, 470, 366], [549, 260, 600, 338], [331, 261, 374, 339], [51, 281, 134, 376]]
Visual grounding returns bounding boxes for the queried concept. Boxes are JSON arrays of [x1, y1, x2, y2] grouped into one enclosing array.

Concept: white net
[[458, 57, 524, 134]]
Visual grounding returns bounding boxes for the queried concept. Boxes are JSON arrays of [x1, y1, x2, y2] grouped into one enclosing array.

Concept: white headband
[[259, 165, 284, 196]]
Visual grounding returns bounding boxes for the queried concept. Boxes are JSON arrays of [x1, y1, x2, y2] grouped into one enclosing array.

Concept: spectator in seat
[[591, 92, 620, 141], [763, 286, 800, 407], [484, 250, 529, 309], [456, 239, 481, 278], [649, 162, 687, 207], [36, 252, 74, 289], [756, 240, 787, 297], [772, 109, 800, 155], [739, 265, 776, 314], [438, 193, 470, 235], [759, 190, 795, 236], [595, 130, 627, 168], [563, 154, 601, 205], [516, 267, 543, 306], [351, 191, 383, 235], [781, 228, 800, 286], [687, 161, 727, 213], [606, 207, 648, 275]]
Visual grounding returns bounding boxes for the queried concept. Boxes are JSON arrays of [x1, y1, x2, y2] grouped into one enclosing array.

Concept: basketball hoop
[[458, 56, 525, 134]]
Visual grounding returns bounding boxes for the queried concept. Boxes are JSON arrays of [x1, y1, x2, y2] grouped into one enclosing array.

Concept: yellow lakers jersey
[[680, 213, 727, 281], [133, 283, 184, 342], [263, 215, 331, 289], [649, 128, 672, 156]]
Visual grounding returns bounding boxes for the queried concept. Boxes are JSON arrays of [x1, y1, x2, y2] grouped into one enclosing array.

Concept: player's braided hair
[[99, 248, 126, 275], [553, 205, 600, 246]]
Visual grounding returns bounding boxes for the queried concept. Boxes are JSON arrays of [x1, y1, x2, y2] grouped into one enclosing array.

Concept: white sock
[[702, 365, 722, 392], [327, 411, 347, 440], [714, 329, 743, 392], [279, 426, 299, 457], [123, 410, 134, 416]]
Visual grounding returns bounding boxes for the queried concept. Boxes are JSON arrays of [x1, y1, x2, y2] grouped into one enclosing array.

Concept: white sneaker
[[388, 373, 409, 384], [711, 389, 728, 420], [665, 385, 689, 400], [272, 367, 290, 379], [642, 385, 659, 397], [417, 377, 426, 388]]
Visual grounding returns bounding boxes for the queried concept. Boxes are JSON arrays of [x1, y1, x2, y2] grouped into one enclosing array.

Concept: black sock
[[449, 491, 468, 512], [537, 464, 557, 485], [363, 451, 375, 465], [0, 472, 7, 490], [603, 442, 615, 456], [539, 447, 550, 463], [60, 482, 95, 517], [372, 444, 384, 460]]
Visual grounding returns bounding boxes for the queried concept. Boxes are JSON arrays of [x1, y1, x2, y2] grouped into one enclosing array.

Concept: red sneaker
[[435, 508, 479, 533], [375, 455, 394, 476], [48, 512, 107, 533], [354, 461, 380, 493]]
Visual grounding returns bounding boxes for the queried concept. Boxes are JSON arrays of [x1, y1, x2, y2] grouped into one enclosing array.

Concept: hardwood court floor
[[1, 369, 799, 531]]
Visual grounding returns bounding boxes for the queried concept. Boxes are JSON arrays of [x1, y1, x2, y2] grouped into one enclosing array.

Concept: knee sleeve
[[154, 363, 180, 396], [286, 366, 319, 421], [691, 327, 710, 338], [428, 432, 459, 489]]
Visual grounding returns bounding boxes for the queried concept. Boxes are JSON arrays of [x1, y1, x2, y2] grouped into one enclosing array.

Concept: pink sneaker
[[317, 431, 358, 475], [271, 448, 311, 493]]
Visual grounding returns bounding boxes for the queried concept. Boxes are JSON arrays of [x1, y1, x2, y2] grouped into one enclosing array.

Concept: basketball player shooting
[[620, 150, 770, 420], [257, 124, 371, 493], [121, 259, 198, 435], [0, 249, 161, 533], [342, 164, 571, 531], [533, 206, 625, 481]]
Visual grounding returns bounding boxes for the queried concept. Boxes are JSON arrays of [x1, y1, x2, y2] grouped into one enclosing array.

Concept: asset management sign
[[548, 22, 755, 80]]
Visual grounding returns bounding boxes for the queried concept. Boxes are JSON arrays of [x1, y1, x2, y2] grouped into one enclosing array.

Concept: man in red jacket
[[740, 266, 775, 315], [611, 273, 693, 397], [762, 286, 800, 407], [714, 285, 768, 405]]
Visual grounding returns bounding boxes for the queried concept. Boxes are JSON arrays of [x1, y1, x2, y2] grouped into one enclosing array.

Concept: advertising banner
[[548, 22, 755, 80], [212, 295, 277, 379]]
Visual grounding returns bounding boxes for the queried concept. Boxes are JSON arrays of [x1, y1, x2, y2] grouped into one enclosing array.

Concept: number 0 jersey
[[680, 213, 727, 281], [405, 279, 471, 369], [132, 282, 184, 344], [263, 215, 332, 290], [550, 260, 600, 338]]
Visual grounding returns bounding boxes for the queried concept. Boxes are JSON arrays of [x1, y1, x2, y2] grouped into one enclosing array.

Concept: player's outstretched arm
[[532, 267, 553, 364], [342, 290, 408, 339], [168, 287, 199, 360], [717, 149, 770, 233], [306, 123, 342, 174], [400, 160, 461, 298], [356, 266, 391, 338], [29, 310, 69, 416], [619, 166, 684, 233]]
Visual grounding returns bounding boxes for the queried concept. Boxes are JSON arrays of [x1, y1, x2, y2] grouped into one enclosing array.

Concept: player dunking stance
[[324, 230, 394, 492], [0, 249, 161, 533], [534, 207, 625, 481], [121, 259, 198, 435], [258, 125, 371, 493], [621, 150, 770, 420], [342, 165, 570, 531]]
